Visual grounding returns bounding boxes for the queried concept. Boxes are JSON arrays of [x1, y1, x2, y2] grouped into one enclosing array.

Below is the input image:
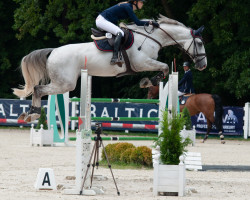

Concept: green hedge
[[102, 142, 152, 167]]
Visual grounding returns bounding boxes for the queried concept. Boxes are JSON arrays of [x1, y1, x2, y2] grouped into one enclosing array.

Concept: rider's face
[[137, 1, 144, 9], [183, 66, 189, 71]]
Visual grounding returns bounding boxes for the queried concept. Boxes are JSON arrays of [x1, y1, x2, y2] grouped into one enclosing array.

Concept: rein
[[128, 28, 163, 49]]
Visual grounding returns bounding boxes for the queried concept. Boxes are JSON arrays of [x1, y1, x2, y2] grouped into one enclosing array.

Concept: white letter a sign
[[34, 168, 56, 190]]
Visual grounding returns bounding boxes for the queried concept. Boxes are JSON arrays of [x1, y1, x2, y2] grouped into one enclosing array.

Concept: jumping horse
[[146, 84, 225, 144], [13, 14, 207, 123]]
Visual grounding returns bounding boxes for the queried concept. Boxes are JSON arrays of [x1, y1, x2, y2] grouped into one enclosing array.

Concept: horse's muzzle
[[198, 65, 207, 71]]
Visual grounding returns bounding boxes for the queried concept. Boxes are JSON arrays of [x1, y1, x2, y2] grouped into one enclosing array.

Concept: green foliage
[[113, 142, 135, 161], [221, 49, 250, 99], [36, 107, 48, 129], [155, 110, 191, 165], [182, 107, 192, 130], [13, 0, 119, 43], [188, 0, 250, 103], [102, 142, 152, 166], [130, 146, 152, 166], [101, 143, 118, 162], [120, 148, 135, 164]]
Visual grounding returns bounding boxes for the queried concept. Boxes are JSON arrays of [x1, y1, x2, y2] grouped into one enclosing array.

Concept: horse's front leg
[[144, 58, 169, 76], [139, 58, 169, 88]]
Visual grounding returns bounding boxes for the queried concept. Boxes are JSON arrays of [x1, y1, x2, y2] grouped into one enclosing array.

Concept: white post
[[79, 70, 88, 130], [158, 72, 178, 136], [71, 101, 76, 131], [168, 72, 178, 117], [243, 102, 250, 139], [158, 81, 169, 136], [178, 156, 185, 196], [64, 69, 96, 195]]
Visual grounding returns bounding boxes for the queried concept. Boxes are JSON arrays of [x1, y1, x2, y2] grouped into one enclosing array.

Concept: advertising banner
[[0, 99, 244, 135], [191, 106, 244, 136]]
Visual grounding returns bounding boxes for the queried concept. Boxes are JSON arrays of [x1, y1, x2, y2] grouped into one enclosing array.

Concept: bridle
[[129, 24, 207, 66]]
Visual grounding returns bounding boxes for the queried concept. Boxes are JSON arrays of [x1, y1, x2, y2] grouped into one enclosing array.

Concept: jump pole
[[69, 136, 158, 141]]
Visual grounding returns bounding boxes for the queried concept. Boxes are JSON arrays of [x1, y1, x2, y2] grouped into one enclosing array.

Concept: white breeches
[[178, 91, 185, 97], [96, 15, 124, 36]]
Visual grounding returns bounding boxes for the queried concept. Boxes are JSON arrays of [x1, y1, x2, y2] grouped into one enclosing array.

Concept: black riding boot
[[110, 32, 123, 65]]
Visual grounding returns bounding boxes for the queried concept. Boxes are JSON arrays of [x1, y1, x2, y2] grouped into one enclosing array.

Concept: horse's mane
[[123, 14, 186, 29], [157, 14, 186, 28]]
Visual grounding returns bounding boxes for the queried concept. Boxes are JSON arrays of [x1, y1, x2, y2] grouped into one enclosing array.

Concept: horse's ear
[[194, 25, 205, 36], [158, 13, 165, 18]]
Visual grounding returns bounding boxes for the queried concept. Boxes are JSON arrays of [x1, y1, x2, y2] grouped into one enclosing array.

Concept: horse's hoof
[[18, 112, 28, 121], [24, 113, 41, 122]]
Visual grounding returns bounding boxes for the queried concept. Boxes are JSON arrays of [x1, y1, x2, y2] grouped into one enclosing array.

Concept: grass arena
[[1, 128, 250, 200]]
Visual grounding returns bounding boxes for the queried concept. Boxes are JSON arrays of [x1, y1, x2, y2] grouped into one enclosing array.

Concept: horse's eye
[[197, 41, 203, 46]]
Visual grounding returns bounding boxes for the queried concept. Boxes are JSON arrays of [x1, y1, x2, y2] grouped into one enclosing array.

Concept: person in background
[[178, 61, 195, 96]]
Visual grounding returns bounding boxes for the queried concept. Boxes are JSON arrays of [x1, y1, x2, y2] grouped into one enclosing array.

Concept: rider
[[96, 0, 159, 65], [178, 61, 195, 96]]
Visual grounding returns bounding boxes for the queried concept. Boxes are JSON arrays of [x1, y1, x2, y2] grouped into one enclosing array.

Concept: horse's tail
[[212, 94, 223, 132], [13, 48, 54, 98]]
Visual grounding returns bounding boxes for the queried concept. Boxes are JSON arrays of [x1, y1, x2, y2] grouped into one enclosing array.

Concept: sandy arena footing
[[0, 129, 250, 200]]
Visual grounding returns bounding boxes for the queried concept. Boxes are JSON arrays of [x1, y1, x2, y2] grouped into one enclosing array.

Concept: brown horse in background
[[147, 85, 225, 143]]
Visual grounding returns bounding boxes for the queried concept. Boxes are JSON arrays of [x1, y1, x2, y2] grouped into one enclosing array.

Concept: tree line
[[0, 0, 249, 106]]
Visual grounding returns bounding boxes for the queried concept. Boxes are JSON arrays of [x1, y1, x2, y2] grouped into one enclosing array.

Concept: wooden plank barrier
[[184, 152, 202, 171]]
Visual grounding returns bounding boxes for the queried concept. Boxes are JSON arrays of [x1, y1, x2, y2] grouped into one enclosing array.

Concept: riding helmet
[[183, 61, 190, 67]]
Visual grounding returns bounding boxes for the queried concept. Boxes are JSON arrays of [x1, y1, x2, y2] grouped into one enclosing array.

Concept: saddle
[[179, 93, 194, 105], [91, 27, 135, 77]]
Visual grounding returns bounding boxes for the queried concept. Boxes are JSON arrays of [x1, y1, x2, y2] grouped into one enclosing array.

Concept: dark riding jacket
[[178, 70, 195, 93], [100, 3, 149, 26]]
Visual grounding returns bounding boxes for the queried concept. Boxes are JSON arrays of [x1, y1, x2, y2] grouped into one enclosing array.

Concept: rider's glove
[[150, 21, 159, 28]]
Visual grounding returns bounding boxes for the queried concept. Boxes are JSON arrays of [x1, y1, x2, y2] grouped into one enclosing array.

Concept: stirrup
[[110, 57, 118, 65], [110, 57, 124, 65]]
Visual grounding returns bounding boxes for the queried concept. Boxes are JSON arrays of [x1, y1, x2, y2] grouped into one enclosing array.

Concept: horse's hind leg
[[17, 90, 43, 122], [202, 120, 212, 143], [24, 81, 76, 122]]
